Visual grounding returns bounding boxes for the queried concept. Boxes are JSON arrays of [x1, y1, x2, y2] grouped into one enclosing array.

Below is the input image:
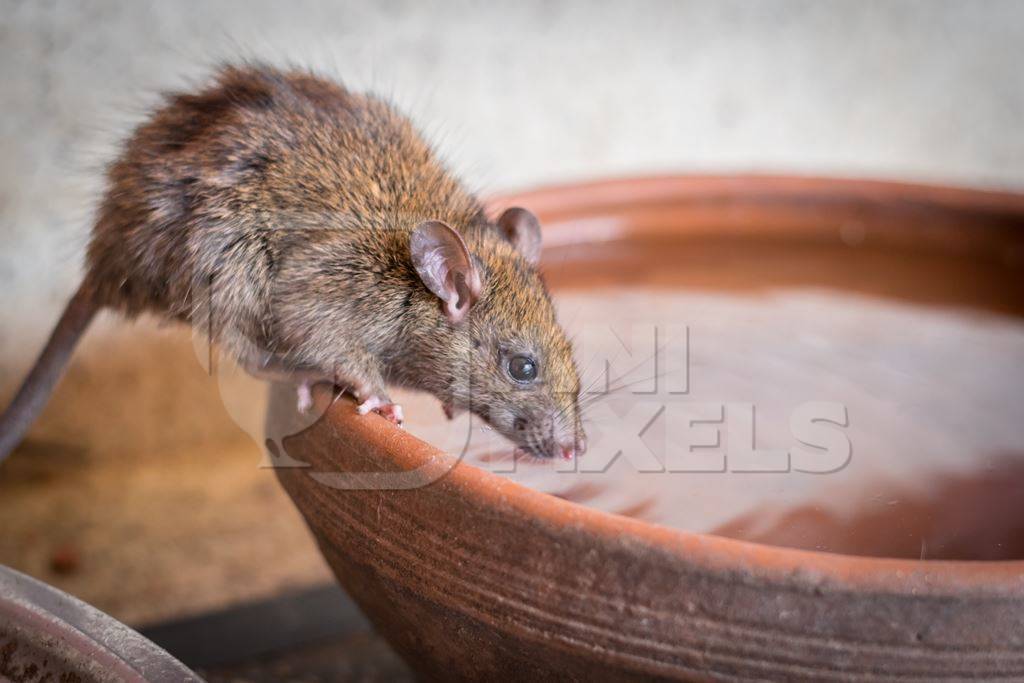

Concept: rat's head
[[410, 208, 586, 460]]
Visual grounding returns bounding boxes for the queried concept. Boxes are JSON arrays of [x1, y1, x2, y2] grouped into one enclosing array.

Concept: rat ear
[[410, 220, 482, 324], [496, 207, 542, 266]]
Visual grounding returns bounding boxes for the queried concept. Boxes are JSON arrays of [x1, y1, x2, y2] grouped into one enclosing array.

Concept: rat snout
[[564, 407, 587, 460], [532, 415, 587, 460], [560, 432, 588, 460], [508, 403, 586, 460], [548, 429, 587, 460], [527, 435, 579, 460]]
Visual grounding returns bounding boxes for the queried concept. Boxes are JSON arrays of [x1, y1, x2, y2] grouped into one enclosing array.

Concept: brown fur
[[2, 64, 583, 460]]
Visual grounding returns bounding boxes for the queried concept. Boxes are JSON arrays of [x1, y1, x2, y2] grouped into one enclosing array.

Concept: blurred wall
[[1, 0, 1022, 376]]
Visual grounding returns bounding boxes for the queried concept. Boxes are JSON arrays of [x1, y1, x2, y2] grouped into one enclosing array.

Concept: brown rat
[[0, 64, 586, 462]]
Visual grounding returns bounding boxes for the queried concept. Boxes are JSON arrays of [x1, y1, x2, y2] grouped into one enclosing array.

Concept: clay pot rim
[[334, 174, 1024, 600], [487, 172, 1024, 220]]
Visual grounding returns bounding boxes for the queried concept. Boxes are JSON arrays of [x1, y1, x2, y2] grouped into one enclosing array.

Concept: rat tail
[[0, 281, 98, 463]]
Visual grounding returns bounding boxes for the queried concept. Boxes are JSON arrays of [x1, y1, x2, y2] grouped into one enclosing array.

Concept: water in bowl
[[397, 286, 1024, 561]]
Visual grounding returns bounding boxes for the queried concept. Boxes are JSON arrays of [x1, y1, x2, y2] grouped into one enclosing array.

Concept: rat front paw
[[356, 396, 404, 426], [376, 402, 404, 425]]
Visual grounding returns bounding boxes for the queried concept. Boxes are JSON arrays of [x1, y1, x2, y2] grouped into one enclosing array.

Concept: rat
[[0, 64, 586, 463]]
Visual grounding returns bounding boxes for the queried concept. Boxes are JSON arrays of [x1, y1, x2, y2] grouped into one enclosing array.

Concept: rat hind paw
[[356, 395, 404, 426], [296, 381, 315, 413]]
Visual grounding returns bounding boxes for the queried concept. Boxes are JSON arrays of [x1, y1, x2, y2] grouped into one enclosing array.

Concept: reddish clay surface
[[0, 566, 200, 683], [713, 457, 1024, 561], [270, 176, 1024, 681]]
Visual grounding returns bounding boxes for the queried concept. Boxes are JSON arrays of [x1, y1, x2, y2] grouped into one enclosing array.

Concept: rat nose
[[556, 436, 586, 460]]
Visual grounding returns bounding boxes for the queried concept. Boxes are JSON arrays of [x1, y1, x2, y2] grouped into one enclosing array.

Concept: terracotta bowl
[[0, 565, 200, 682], [268, 176, 1024, 681]]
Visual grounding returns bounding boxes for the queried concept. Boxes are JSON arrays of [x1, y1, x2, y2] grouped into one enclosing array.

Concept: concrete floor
[[0, 324, 331, 626], [200, 634, 411, 683]]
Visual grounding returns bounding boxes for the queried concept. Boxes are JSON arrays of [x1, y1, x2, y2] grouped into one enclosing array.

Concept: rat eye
[[507, 355, 538, 383]]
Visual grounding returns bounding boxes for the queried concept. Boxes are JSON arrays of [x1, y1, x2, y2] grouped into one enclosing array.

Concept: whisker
[[579, 332, 676, 397], [576, 369, 687, 423], [579, 368, 678, 405]]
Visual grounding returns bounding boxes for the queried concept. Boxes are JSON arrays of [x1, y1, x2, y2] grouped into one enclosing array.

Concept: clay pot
[[269, 176, 1024, 681], [0, 565, 200, 682]]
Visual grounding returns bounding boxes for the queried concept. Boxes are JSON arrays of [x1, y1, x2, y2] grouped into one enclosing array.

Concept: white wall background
[[2, 0, 1022, 374]]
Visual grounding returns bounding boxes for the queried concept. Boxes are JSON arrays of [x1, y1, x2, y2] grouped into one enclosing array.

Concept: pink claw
[[377, 403, 404, 425], [357, 396, 404, 426]]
